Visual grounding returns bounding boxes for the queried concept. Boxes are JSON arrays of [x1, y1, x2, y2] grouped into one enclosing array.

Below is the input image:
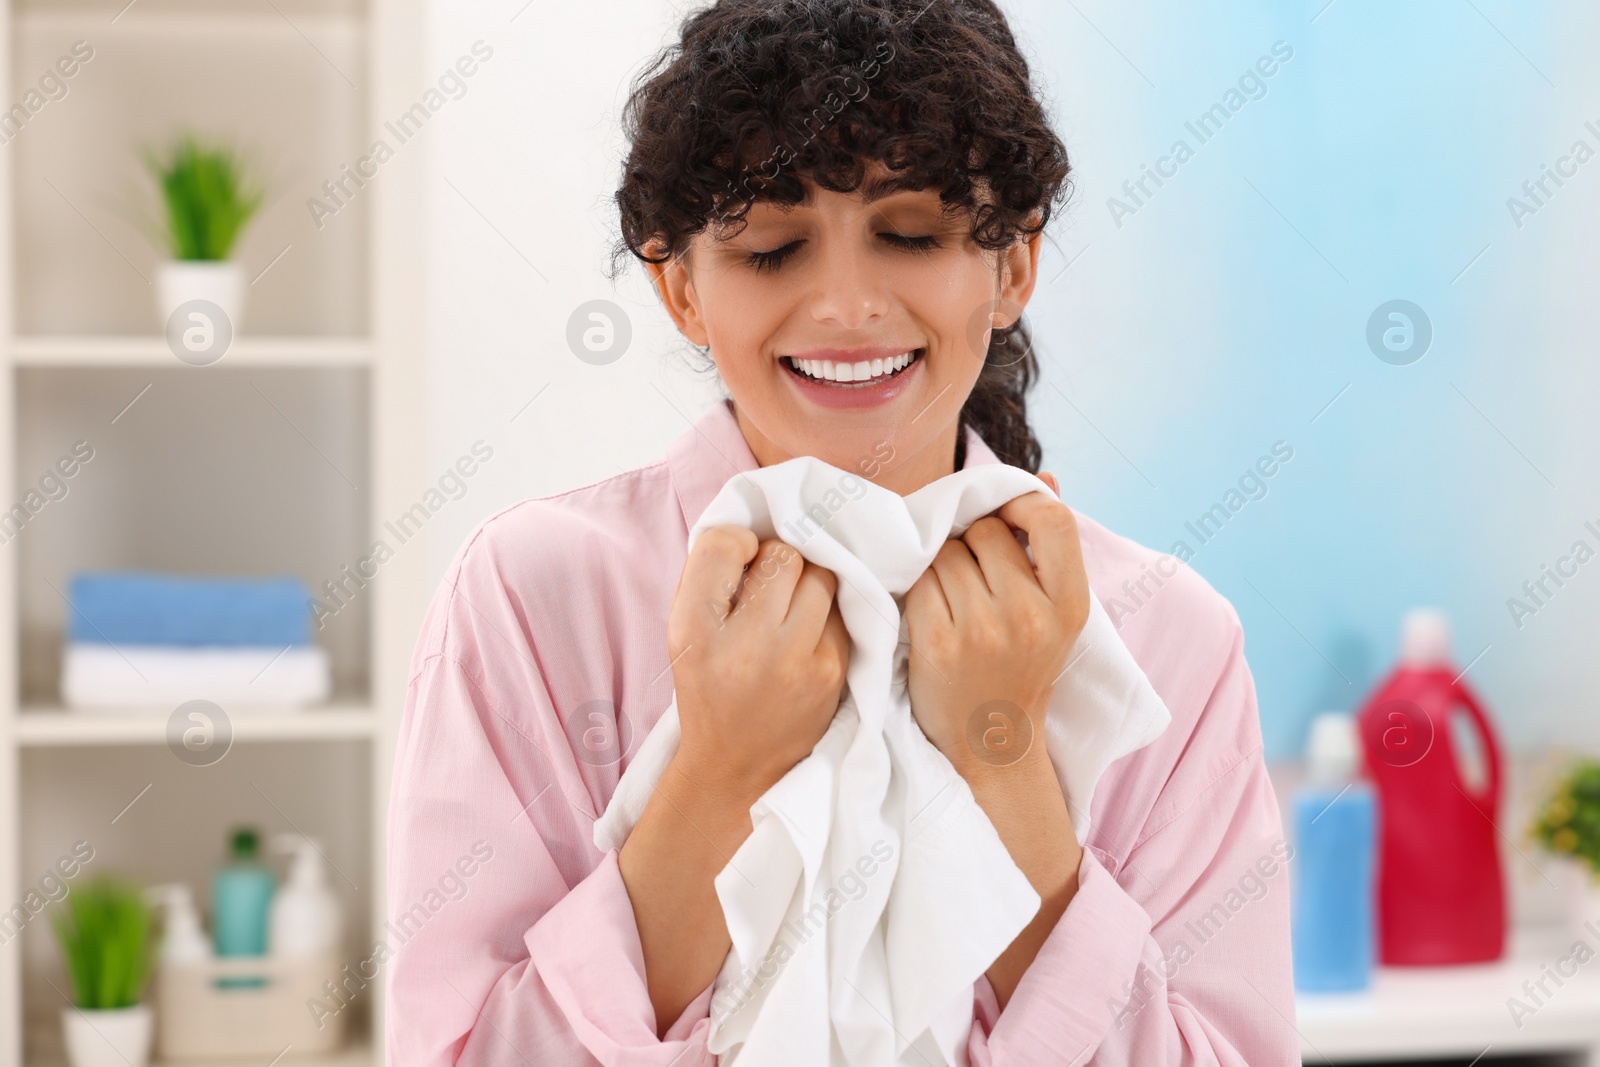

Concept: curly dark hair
[[611, 0, 1072, 472]]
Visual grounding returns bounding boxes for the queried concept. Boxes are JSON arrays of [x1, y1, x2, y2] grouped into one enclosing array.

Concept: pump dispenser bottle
[[149, 883, 210, 964], [269, 833, 342, 958]]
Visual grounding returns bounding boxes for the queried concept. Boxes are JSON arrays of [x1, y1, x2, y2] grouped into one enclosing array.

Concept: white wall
[[418, 0, 721, 581], [410, 0, 1600, 762]]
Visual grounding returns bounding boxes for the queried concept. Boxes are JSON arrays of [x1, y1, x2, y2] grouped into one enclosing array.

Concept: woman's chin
[[761, 432, 907, 484]]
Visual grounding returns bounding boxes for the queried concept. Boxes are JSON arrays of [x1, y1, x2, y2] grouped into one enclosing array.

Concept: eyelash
[[745, 233, 941, 274]]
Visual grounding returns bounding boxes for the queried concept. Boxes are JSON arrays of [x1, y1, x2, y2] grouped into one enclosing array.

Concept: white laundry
[[61, 643, 331, 708], [593, 456, 1171, 1066]]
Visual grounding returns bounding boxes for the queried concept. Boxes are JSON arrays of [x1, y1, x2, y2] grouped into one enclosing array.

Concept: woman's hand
[[626, 532, 845, 1034], [666, 527, 850, 799], [903, 473, 1090, 777], [904, 472, 1091, 1008]]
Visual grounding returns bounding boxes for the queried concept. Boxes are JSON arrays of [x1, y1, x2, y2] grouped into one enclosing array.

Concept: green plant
[[1531, 758, 1600, 883], [51, 876, 154, 1010], [144, 135, 264, 260]]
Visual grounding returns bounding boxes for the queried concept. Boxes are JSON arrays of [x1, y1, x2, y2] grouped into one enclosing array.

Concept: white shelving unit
[[0, 0, 428, 1062]]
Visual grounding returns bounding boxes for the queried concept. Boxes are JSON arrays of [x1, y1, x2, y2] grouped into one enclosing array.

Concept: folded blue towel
[[67, 571, 314, 648]]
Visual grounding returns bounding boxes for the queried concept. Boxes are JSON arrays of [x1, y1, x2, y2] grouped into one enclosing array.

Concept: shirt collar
[[666, 398, 1003, 531]]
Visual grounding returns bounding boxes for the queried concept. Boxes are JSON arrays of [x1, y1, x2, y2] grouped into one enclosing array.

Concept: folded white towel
[[593, 457, 1171, 1066], [61, 643, 331, 708]]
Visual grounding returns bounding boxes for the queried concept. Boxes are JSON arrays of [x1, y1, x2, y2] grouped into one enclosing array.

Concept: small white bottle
[[148, 883, 211, 965], [269, 833, 343, 957]]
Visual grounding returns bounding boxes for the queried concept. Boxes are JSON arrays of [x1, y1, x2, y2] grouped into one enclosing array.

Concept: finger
[[1039, 471, 1060, 497], [994, 493, 1087, 607], [961, 515, 1041, 598], [905, 558, 953, 628], [677, 525, 760, 625], [817, 596, 849, 662], [784, 561, 838, 636], [733, 538, 807, 624], [928, 536, 987, 615]]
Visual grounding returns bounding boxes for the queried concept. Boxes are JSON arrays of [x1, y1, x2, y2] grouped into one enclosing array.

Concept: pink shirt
[[386, 399, 1299, 1066]]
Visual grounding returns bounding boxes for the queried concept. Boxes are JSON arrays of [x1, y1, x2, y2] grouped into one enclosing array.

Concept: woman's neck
[[730, 400, 964, 496]]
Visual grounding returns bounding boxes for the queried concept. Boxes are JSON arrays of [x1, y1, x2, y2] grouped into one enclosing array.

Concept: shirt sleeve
[[964, 618, 1300, 1067], [386, 645, 718, 1067]]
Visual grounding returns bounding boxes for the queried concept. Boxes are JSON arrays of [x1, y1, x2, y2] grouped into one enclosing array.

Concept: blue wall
[[1012, 1, 1600, 759]]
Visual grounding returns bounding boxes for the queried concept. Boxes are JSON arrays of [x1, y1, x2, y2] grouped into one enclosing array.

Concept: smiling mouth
[[781, 349, 924, 386]]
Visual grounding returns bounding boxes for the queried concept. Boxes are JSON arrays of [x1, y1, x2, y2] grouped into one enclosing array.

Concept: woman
[[387, 1, 1298, 1063]]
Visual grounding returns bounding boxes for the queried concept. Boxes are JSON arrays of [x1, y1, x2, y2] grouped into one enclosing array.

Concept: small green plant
[[1531, 758, 1600, 883], [144, 135, 264, 261], [51, 876, 154, 1010]]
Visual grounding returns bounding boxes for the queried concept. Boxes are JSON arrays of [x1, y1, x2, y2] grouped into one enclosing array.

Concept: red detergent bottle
[[1356, 608, 1506, 965]]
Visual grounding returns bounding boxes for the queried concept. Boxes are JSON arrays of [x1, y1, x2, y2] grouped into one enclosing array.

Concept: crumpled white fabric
[[593, 456, 1171, 1066]]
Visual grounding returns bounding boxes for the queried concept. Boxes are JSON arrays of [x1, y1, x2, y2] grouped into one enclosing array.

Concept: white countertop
[[1296, 926, 1600, 1062]]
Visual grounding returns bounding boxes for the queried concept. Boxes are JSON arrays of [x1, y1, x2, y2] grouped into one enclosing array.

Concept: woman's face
[[649, 161, 1041, 493]]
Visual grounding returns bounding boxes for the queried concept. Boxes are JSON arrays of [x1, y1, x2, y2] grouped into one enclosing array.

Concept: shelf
[[27, 1042, 373, 1067], [9, 337, 373, 368], [16, 7, 366, 28], [1296, 925, 1600, 1061], [12, 704, 377, 746]]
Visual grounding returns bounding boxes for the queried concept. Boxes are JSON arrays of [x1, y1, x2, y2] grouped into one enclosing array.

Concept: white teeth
[[789, 351, 917, 383]]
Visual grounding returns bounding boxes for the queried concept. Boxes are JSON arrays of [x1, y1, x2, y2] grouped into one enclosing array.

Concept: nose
[[807, 229, 889, 331]]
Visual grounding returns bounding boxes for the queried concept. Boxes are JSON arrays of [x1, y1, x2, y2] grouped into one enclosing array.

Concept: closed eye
[[882, 233, 940, 253], [744, 232, 943, 274], [746, 241, 801, 274]]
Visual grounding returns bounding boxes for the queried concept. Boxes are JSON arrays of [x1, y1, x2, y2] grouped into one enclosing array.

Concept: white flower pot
[[1559, 858, 1600, 939], [61, 1003, 153, 1067], [157, 260, 245, 332]]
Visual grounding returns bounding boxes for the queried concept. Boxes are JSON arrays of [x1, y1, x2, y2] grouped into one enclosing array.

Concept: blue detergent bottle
[[212, 826, 275, 987], [1292, 712, 1377, 992]]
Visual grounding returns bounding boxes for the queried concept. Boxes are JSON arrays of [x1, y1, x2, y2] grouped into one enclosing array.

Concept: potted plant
[[144, 135, 264, 330], [1530, 758, 1600, 935], [52, 876, 156, 1067]]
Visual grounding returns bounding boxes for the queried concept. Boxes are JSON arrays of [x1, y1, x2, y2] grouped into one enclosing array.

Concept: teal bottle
[[212, 827, 275, 986]]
